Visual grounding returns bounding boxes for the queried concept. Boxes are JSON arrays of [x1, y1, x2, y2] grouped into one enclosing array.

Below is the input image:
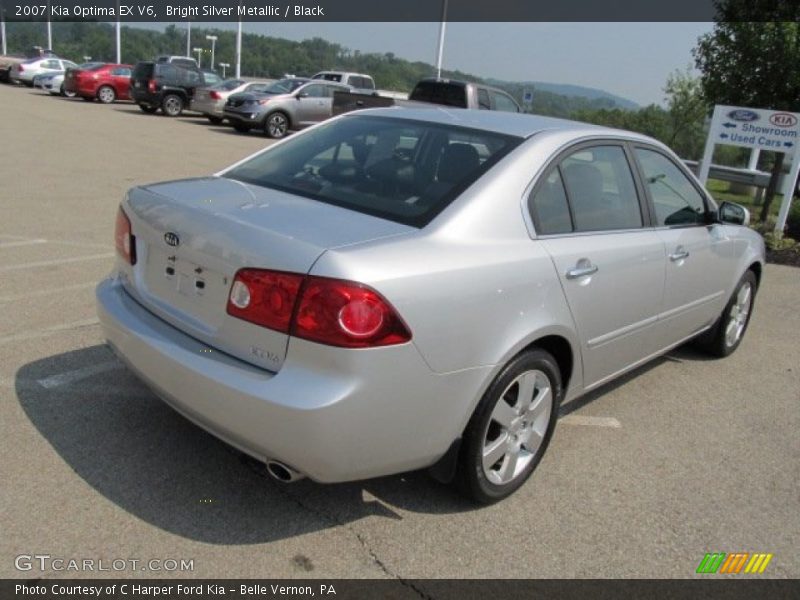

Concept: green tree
[[693, 2, 800, 223], [663, 68, 708, 160]]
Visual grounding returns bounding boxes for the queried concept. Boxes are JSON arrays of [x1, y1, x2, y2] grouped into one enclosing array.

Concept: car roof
[[346, 107, 655, 142]]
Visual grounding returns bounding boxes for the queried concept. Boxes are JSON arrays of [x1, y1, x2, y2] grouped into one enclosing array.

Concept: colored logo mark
[[696, 552, 773, 574]]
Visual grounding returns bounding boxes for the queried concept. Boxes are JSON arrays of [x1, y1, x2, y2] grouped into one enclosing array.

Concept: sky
[[143, 22, 715, 106]]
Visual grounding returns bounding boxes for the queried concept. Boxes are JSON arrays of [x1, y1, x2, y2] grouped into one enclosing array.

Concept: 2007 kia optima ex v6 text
[[96, 108, 765, 503]]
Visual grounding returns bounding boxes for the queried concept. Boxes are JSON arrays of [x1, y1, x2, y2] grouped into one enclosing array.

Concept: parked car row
[[6, 53, 524, 142]]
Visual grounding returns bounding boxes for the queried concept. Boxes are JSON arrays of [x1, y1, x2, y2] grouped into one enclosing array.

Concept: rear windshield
[[410, 81, 468, 108], [213, 79, 246, 91], [132, 63, 154, 79], [225, 115, 522, 228]]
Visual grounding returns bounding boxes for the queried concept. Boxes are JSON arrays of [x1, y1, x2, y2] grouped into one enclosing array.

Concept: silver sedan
[[96, 109, 764, 503], [190, 79, 272, 124]]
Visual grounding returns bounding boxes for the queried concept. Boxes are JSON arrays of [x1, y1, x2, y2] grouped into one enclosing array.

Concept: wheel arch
[[429, 330, 578, 484]]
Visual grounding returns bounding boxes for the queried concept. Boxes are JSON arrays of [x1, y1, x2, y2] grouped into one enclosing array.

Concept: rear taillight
[[147, 79, 157, 92], [227, 269, 303, 333], [114, 207, 136, 265], [209, 90, 222, 100], [226, 269, 411, 348], [17, 65, 24, 72]]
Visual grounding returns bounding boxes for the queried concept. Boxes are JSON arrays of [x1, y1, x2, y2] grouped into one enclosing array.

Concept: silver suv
[[223, 78, 352, 138]]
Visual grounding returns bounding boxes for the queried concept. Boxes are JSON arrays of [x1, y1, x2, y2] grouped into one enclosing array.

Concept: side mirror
[[296, 92, 308, 99], [718, 201, 750, 226]]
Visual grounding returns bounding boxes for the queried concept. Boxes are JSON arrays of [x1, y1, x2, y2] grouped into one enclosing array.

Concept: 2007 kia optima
[[97, 109, 764, 503]]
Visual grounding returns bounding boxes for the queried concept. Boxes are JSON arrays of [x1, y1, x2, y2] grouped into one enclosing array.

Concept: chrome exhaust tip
[[266, 460, 305, 483]]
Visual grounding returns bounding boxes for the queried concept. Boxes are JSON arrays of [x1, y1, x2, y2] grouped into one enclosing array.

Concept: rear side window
[[561, 146, 642, 231], [410, 82, 468, 108], [635, 148, 707, 226], [491, 90, 520, 113], [225, 115, 522, 228], [530, 145, 643, 234], [154, 64, 177, 79], [477, 88, 491, 110], [529, 169, 572, 235]]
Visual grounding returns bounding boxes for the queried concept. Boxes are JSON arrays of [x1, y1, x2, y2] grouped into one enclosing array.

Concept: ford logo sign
[[164, 232, 180, 247], [727, 109, 760, 122]]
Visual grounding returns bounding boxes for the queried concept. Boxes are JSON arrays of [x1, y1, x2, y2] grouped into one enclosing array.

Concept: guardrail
[[684, 160, 798, 203]]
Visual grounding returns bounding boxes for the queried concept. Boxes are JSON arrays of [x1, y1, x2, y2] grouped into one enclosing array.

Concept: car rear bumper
[[192, 98, 224, 116], [96, 276, 488, 482]]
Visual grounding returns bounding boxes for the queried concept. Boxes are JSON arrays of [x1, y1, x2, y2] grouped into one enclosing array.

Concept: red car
[[64, 62, 133, 103]]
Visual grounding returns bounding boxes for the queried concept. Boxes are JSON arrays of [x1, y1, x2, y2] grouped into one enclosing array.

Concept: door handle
[[566, 263, 598, 279], [669, 247, 690, 262]]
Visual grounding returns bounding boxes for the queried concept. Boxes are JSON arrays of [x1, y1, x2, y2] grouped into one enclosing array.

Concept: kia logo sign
[[727, 109, 760, 122], [769, 113, 798, 128], [164, 232, 180, 247]]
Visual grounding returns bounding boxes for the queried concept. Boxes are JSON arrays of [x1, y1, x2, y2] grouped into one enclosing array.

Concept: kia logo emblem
[[164, 232, 180, 247], [769, 113, 798, 128]]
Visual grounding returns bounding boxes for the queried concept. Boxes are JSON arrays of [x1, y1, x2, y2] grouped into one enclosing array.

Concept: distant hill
[[486, 78, 639, 110]]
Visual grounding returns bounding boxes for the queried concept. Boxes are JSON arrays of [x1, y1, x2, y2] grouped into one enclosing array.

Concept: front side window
[[560, 146, 642, 232], [225, 116, 521, 228], [635, 148, 707, 226]]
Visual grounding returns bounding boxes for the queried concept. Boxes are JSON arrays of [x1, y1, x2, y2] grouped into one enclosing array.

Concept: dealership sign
[[708, 105, 800, 154], [697, 104, 800, 233]]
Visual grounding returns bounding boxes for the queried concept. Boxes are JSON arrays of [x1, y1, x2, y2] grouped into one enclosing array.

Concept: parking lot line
[[0, 318, 99, 345], [0, 282, 98, 304], [37, 360, 122, 389], [0, 239, 48, 248], [0, 252, 114, 272], [559, 415, 622, 428]]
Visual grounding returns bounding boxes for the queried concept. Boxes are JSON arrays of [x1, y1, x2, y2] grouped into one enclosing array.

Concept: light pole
[[46, 0, 52, 50], [435, 0, 448, 79], [235, 3, 242, 78], [205, 34, 217, 70], [186, 21, 191, 58], [218, 62, 230, 78], [1, 2, 7, 56], [193, 47, 202, 68]]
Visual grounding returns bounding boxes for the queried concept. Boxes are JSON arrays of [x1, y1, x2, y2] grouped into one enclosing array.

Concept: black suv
[[130, 61, 207, 117]]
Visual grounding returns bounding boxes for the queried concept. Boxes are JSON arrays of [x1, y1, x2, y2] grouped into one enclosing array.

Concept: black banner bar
[[3, 579, 799, 600], [1, 0, 726, 23]]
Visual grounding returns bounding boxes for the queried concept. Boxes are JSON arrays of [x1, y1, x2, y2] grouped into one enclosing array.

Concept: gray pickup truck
[[333, 77, 522, 115]]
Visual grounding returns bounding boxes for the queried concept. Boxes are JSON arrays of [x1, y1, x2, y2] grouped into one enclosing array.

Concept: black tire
[[264, 111, 289, 138], [60, 85, 76, 98], [456, 349, 562, 504], [138, 104, 157, 114], [232, 122, 251, 133], [96, 85, 116, 104], [695, 270, 758, 358], [161, 94, 184, 117], [207, 116, 224, 125]]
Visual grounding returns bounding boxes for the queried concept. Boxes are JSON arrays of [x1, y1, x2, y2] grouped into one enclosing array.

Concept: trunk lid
[[123, 176, 413, 371]]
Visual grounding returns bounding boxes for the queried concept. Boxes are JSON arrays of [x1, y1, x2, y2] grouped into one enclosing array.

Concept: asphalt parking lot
[[1, 83, 798, 581]]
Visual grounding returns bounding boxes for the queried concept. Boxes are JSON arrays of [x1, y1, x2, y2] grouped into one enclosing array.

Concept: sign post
[[698, 104, 800, 233], [522, 88, 534, 110]]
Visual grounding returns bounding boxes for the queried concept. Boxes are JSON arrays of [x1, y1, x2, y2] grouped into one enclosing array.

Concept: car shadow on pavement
[[16, 345, 478, 545]]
